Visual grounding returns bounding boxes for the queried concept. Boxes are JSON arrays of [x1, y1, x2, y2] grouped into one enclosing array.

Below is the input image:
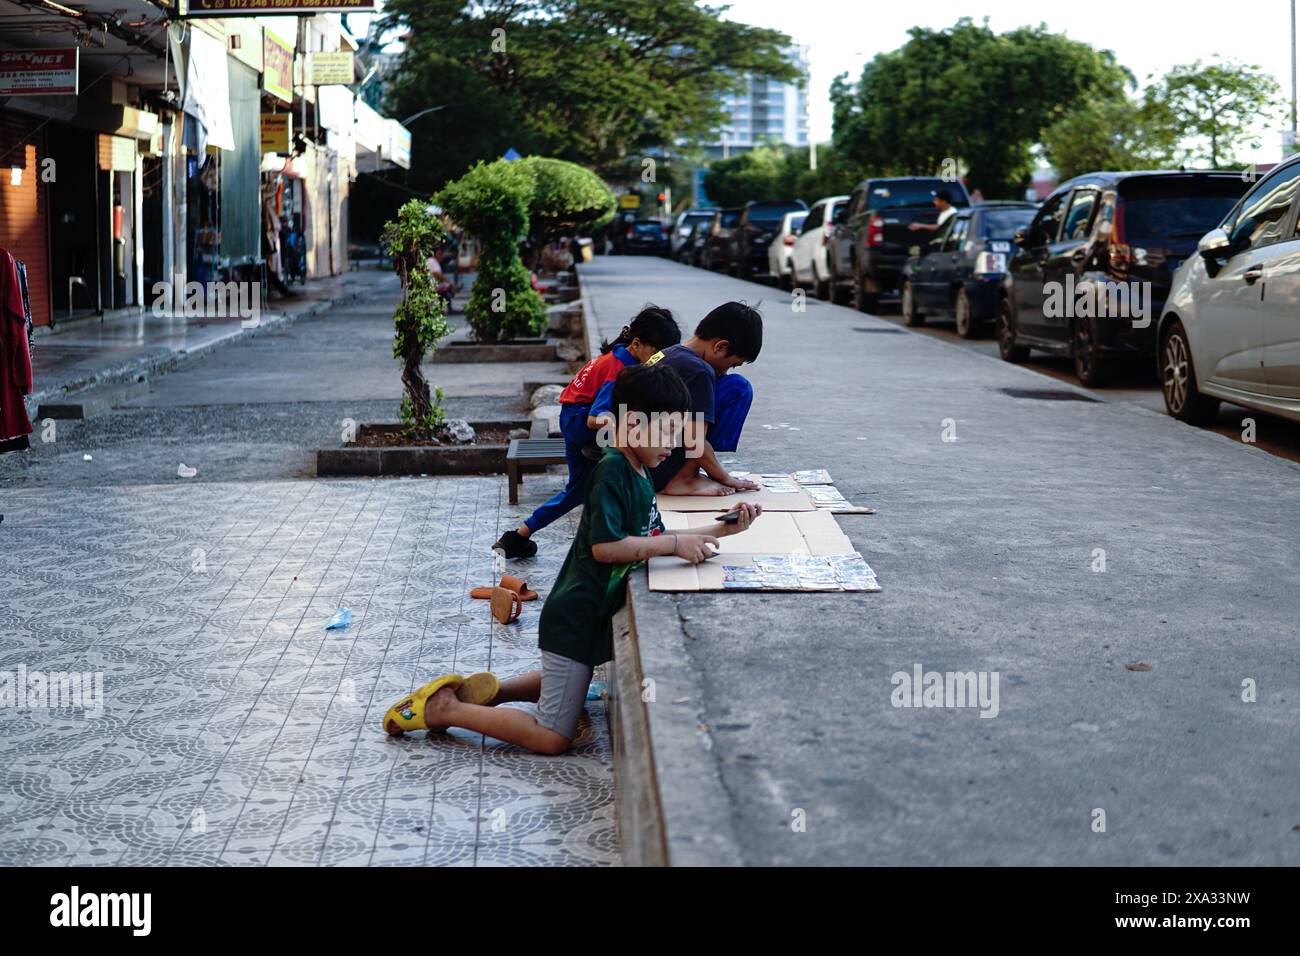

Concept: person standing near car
[[909, 190, 958, 235]]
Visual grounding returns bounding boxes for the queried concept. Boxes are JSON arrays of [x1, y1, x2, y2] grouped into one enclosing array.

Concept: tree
[[831, 18, 1132, 197], [1040, 98, 1177, 180], [702, 143, 863, 207], [523, 157, 616, 261], [381, 200, 452, 436], [436, 159, 547, 342], [1144, 59, 1282, 168], [381, 0, 797, 193]]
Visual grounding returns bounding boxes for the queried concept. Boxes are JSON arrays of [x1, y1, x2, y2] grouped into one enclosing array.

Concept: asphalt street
[[583, 255, 1300, 866]]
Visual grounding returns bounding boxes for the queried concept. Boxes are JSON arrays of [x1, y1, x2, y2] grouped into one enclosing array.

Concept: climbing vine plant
[[381, 199, 452, 436]]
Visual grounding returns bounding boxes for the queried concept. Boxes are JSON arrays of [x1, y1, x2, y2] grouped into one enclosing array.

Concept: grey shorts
[[535, 651, 594, 741]]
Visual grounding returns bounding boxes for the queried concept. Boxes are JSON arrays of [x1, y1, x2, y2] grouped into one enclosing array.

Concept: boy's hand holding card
[[716, 502, 763, 535]]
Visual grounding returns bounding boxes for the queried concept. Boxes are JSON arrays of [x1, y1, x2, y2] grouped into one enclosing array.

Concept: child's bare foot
[[423, 685, 459, 732], [662, 471, 736, 496]]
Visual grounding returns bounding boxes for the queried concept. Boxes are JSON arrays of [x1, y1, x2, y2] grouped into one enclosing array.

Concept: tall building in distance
[[703, 45, 810, 159]]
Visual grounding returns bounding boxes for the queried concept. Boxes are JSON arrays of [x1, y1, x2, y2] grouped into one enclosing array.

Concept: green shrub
[[381, 199, 452, 436], [524, 156, 616, 250], [437, 159, 547, 342]]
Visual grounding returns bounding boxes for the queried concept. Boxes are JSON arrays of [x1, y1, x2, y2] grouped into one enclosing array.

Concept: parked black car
[[900, 202, 1038, 337], [620, 218, 671, 256], [701, 207, 742, 271], [997, 170, 1253, 386], [730, 200, 808, 277], [832, 177, 972, 310], [682, 220, 711, 266]]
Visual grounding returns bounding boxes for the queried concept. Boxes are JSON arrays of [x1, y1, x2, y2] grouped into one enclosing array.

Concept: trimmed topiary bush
[[523, 156, 616, 260], [381, 199, 452, 437], [436, 159, 547, 343]]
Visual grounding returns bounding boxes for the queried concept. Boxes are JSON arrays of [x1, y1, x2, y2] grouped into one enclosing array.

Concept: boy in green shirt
[[382, 362, 761, 754]]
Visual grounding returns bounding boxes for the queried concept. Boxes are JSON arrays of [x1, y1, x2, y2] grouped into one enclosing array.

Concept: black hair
[[609, 362, 692, 421], [936, 189, 954, 204], [600, 304, 682, 354], [694, 301, 763, 362]]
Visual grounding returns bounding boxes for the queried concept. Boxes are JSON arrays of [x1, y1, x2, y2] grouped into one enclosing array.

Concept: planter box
[[431, 339, 559, 364], [317, 420, 537, 477]]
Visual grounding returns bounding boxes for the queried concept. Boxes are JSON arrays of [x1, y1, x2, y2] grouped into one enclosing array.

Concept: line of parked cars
[[668, 160, 1300, 427]]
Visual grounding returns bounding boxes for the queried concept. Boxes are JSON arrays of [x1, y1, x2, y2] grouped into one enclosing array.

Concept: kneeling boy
[[382, 362, 761, 753]]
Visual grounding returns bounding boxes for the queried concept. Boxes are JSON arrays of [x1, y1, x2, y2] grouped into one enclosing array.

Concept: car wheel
[[900, 280, 924, 326], [779, 270, 792, 292], [1161, 321, 1220, 424], [812, 266, 829, 301], [1071, 316, 1108, 387], [997, 297, 1030, 363], [852, 268, 878, 313], [954, 288, 977, 339]]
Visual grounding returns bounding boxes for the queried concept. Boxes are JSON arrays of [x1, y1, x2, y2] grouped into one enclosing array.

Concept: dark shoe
[[492, 530, 537, 559]]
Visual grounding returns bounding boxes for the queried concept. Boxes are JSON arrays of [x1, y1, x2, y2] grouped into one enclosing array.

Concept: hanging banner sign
[[307, 51, 354, 86], [261, 113, 292, 153], [0, 48, 78, 96], [262, 29, 293, 104], [181, 1, 375, 16]]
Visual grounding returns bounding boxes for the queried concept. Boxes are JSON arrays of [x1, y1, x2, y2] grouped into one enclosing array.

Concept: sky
[[716, 0, 1298, 163]]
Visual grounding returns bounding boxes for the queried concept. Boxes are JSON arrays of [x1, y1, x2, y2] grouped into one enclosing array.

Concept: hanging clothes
[[15, 257, 33, 363], [0, 248, 34, 453]]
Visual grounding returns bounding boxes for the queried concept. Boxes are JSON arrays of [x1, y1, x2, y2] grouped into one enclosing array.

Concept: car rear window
[[787, 213, 808, 231], [1119, 177, 1251, 242], [867, 180, 970, 210], [634, 222, 663, 234], [720, 210, 741, 226], [980, 208, 1037, 238], [747, 203, 805, 222]]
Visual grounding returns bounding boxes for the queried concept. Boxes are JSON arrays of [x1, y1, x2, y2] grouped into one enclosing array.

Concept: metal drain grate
[[852, 326, 906, 334], [998, 387, 1098, 403]]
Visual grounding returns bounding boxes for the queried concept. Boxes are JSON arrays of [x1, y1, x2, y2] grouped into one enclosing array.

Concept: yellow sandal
[[457, 672, 500, 706], [382, 674, 464, 736]]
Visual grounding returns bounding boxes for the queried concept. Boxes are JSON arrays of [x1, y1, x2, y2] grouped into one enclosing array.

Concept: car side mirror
[[1197, 227, 1230, 260]]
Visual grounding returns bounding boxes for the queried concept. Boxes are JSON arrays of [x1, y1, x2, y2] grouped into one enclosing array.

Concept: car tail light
[[867, 216, 885, 247], [661, 224, 670, 235], [974, 252, 1007, 276], [626, 228, 635, 239], [783, 234, 795, 246], [823, 225, 835, 245], [1107, 198, 1130, 278]]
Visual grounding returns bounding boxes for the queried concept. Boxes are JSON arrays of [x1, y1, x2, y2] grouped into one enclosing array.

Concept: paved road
[[582, 255, 1300, 866], [852, 292, 1300, 466]]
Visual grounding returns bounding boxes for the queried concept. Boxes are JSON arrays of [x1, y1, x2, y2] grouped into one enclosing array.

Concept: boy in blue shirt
[[382, 363, 761, 753], [645, 301, 764, 496]]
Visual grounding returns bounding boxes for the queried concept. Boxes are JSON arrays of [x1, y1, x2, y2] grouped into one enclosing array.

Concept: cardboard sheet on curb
[[649, 510, 874, 591], [652, 488, 817, 513]]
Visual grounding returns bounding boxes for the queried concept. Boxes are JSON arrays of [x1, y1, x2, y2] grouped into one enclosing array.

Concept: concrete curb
[[609, 577, 746, 867], [575, 264, 600, 363], [25, 278, 378, 410]]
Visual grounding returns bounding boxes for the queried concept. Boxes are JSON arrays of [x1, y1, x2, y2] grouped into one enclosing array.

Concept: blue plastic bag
[[325, 607, 352, 630]]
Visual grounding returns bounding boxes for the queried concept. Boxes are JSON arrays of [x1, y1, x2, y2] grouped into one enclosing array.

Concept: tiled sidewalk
[[0, 475, 617, 866]]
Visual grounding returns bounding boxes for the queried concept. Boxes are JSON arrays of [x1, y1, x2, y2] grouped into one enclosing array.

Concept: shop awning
[[182, 27, 234, 152]]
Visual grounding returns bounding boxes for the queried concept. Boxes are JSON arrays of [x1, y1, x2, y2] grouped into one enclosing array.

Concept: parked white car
[[791, 195, 849, 299], [766, 210, 807, 288], [1159, 154, 1300, 424]]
